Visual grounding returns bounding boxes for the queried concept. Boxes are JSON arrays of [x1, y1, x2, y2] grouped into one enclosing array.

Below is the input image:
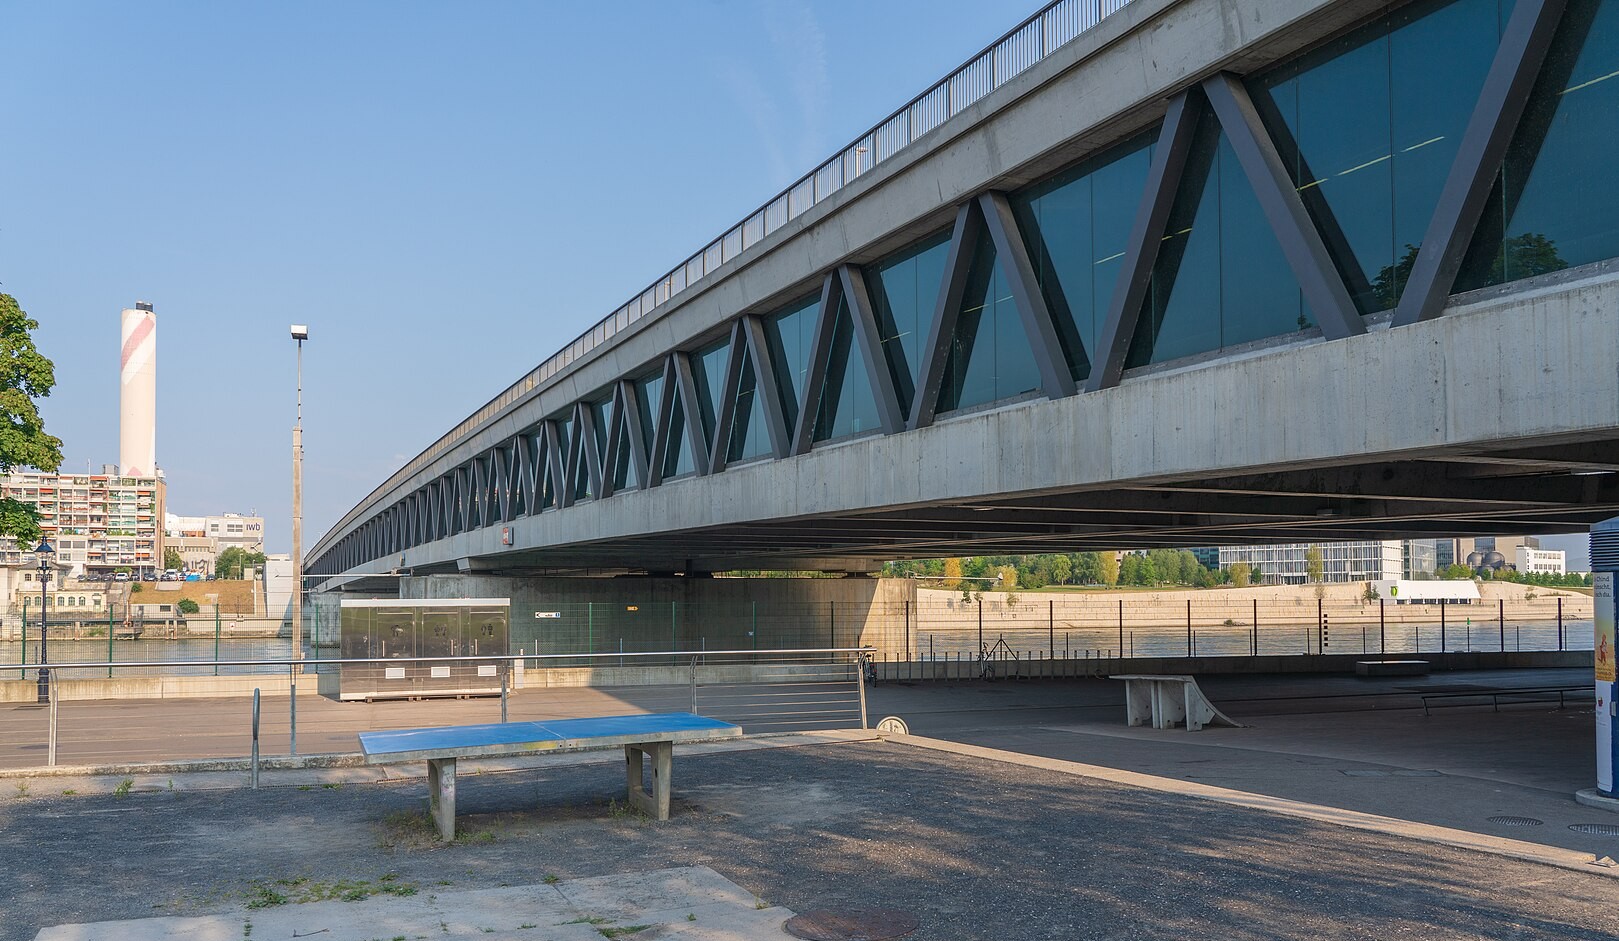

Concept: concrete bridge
[[309, 0, 1619, 583]]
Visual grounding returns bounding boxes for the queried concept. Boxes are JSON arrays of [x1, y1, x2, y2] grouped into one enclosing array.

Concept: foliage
[[1489, 568, 1593, 588], [0, 293, 63, 546], [177, 598, 200, 614], [216, 547, 268, 579], [884, 549, 1222, 591], [941, 557, 963, 592], [164, 547, 183, 570], [1304, 545, 1324, 584], [1096, 551, 1119, 586], [1228, 562, 1252, 589], [1363, 581, 1380, 602]]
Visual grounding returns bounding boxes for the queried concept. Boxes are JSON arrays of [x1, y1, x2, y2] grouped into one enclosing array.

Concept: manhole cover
[[1570, 823, 1619, 836], [784, 908, 920, 941], [1487, 815, 1544, 827]]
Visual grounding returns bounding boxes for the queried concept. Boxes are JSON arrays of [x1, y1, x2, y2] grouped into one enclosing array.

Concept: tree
[[996, 564, 1019, 605], [0, 293, 63, 547], [177, 598, 200, 614], [1440, 563, 1473, 580], [1097, 551, 1119, 587], [164, 547, 183, 571], [1229, 562, 1252, 589], [1049, 554, 1072, 586], [942, 557, 963, 592], [1304, 545, 1325, 583], [216, 547, 267, 580]]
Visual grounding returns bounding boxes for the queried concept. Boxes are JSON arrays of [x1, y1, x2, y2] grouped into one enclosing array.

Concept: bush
[[177, 598, 200, 615]]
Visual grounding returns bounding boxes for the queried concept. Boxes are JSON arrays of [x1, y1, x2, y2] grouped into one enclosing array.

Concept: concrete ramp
[[1112, 674, 1243, 731]]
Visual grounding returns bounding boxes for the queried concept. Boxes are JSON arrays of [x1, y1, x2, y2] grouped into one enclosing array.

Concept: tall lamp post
[[35, 538, 54, 703], [290, 325, 308, 670]]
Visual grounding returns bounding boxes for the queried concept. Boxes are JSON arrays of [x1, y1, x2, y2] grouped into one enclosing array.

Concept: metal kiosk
[[339, 598, 510, 702]]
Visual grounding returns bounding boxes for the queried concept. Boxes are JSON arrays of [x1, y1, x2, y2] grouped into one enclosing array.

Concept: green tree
[[1097, 551, 1119, 587], [0, 293, 63, 546], [942, 557, 963, 592], [1440, 563, 1474, 580], [1229, 562, 1252, 589], [215, 547, 267, 579], [164, 547, 183, 571], [177, 598, 200, 614], [1049, 554, 1072, 586], [1304, 545, 1324, 583]]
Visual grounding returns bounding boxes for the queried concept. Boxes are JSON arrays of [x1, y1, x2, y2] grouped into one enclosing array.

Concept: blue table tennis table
[[359, 713, 742, 841]]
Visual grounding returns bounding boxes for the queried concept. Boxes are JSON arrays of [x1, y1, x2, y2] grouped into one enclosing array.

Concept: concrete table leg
[[625, 741, 673, 820], [428, 757, 456, 842]]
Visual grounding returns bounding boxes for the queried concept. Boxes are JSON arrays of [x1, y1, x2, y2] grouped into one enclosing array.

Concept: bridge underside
[[387, 439, 1619, 577]]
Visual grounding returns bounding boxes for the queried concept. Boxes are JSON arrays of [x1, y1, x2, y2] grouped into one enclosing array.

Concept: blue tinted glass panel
[[869, 231, 950, 413], [1011, 132, 1155, 382], [726, 344, 772, 463], [662, 396, 694, 479], [813, 297, 881, 441], [1460, 0, 1619, 288], [633, 371, 663, 454], [690, 341, 729, 444], [938, 231, 1041, 413], [761, 295, 818, 428]]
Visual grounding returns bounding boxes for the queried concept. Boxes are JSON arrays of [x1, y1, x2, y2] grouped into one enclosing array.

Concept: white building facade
[[1515, 545, 1566, 575], [1218, 541, 1404, 584]]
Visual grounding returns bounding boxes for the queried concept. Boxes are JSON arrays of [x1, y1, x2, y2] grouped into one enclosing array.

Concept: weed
[[242, 919, 252, 938], [542, 874, 559, 885], [323, 783, 343, 790], [562, 917, 610, 926], [518, 925, 537, 931], [244, 885, 288, 909], [14, 781, 29, 798], [435, 880, 453, 886], [755, 901, 768, 910], [377, 809, 438, 851], [61, 789, 76, 796], [455, 829, 495, 845], [481, 930, 495, 935], [599, 926, 652, 938], [687, 914, 696, 922], [113, 778, 133, 799], [167, 778, 174, 791], [298, 786, 313, 792]]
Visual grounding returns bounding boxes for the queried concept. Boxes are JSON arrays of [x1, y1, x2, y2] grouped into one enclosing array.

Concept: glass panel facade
[[1256, 0, 1501, 313], [1127, 107, 1314, 368], [726, 344, 772, 464], [536, 434, 554, 510], [610, 408, 635, 490], [662, 396, 695, 480], [690, 340, 729, 447], [632, 370, 663, 457], [761, 295, 819, 430], [869, 231, 951, 414], [1459, 0, 1619, 289], [813, 296, 882, 441], [937, 229, 1042, 414], [1010, 132, 1155, 381]]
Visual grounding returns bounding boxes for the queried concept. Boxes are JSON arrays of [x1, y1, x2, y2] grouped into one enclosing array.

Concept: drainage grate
[[1487, 815, 1544, 827], [784, 909, 920, 941], [1569, 823, 1619, 836]]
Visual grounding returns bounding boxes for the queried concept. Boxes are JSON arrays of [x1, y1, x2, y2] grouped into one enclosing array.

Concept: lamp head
[[290, 324, 309, 341]]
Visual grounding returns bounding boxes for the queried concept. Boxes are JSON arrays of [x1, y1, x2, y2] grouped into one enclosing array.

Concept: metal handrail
[[26, 647, 874, 671], [314, 0, 1138, 554]]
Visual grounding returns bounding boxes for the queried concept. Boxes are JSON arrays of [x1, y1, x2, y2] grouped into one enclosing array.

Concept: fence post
[[977, 598, 984, 655], [1440, 600, 1447, 652], [1499, 598, 1505, 652], [1048, 600, 1054, 658], [110, 602, 117, 678], [214, 604, 221, 677], [19, 598, 25, 679], [856, 653, 868, 729], [502, 668, 510, 722], [1316, 598, 1323, 654], [1186, 599, 1192, 656], [829, 601, 836, 650], [1252, 599, 1258, 656], [689, 655, 698, 714], [1558, 597, 1564, 650], [1117, 599, 1124, 657], [905, 599, 912, 661], [251, 688, 261, 790], [1379, 599, 1386, 654], [289, 665, 298, 757]]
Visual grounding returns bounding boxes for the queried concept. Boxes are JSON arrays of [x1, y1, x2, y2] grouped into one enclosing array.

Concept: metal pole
[[1253, 599, 1258, 656], [977, 598, 983, 654], [856, 652, 868, 730], [1186, 599, 1192, 656], [501, 668, 509, 722], [289, 669, 297, 757], [38, 560, 49, 704], [1440, 599, 1447, 652], [829, 601, 836, 649], [689, 655, 698, 713], [47, 689, 57, 767], [214, 604, 221, 677], [1048, 600, 1054, 658], [108, 600, 115, 678], [1499, 598, 1505, 652], [18, 597, 25, 678], [1558, 596, 1564, 650], [1316, 598, 1322, 654], [905, 599, 911, 662], [1117, 599, 1124, 654], [1380, 599, 1386, 653], [292, 335, 305, 675], [587, 602, 594, 654], [251, 688, 261, 790]]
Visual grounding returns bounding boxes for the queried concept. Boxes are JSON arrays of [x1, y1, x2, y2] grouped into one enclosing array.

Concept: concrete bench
[[359, 712, 742, 841], [1356, 660, 1430, 677], [1110, 675, 1242, 731]]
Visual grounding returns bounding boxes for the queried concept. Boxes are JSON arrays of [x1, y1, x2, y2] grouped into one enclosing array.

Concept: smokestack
[[120, 302, 157, 477]]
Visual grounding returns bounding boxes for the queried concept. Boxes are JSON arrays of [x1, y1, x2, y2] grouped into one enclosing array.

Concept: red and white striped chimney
[[119, 302, 157, 477]]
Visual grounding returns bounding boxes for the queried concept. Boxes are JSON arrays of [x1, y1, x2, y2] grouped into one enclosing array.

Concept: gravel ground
[[2, 739, 1615, 941]]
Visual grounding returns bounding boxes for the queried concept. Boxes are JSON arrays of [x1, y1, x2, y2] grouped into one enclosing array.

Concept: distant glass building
[[1404, 540, 1439, 579], [1218, 541, 1403, 584]]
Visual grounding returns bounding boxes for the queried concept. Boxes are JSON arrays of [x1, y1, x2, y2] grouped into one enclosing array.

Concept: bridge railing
[[338, 0, 1140, 533]]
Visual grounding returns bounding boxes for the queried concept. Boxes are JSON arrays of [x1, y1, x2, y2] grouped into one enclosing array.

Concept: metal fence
[[0, 649, 867, 773]]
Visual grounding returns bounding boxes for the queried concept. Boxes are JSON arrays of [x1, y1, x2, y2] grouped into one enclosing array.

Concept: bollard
[[689, 655, 698, 714], [251, 688, 261, 790], [857, 653, 869, 730]]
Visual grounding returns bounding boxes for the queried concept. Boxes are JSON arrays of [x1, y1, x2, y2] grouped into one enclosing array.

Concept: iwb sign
[[535, 611, 561, 619]]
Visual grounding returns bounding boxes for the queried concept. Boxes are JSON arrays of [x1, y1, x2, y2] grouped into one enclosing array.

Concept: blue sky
[[3, 0, 1030, 551], [0, 1, 1594, 570]]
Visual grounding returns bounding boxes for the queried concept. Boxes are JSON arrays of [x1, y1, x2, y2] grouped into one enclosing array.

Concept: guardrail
[[328, 0, 1140, 539], [0, 648, 871, 773]]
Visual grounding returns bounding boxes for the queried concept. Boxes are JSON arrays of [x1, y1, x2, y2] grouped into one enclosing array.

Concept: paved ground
[[4, 736, 1618, 941], [865, 668, 1619, 856]]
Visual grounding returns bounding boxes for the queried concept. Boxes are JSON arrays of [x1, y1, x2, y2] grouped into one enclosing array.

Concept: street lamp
[[35, 538, 54, 703], [290, 325, 308, 669]]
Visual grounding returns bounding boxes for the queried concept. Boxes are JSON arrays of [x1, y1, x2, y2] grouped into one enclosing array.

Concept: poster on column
[[1596, 573, 1613, 795]]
